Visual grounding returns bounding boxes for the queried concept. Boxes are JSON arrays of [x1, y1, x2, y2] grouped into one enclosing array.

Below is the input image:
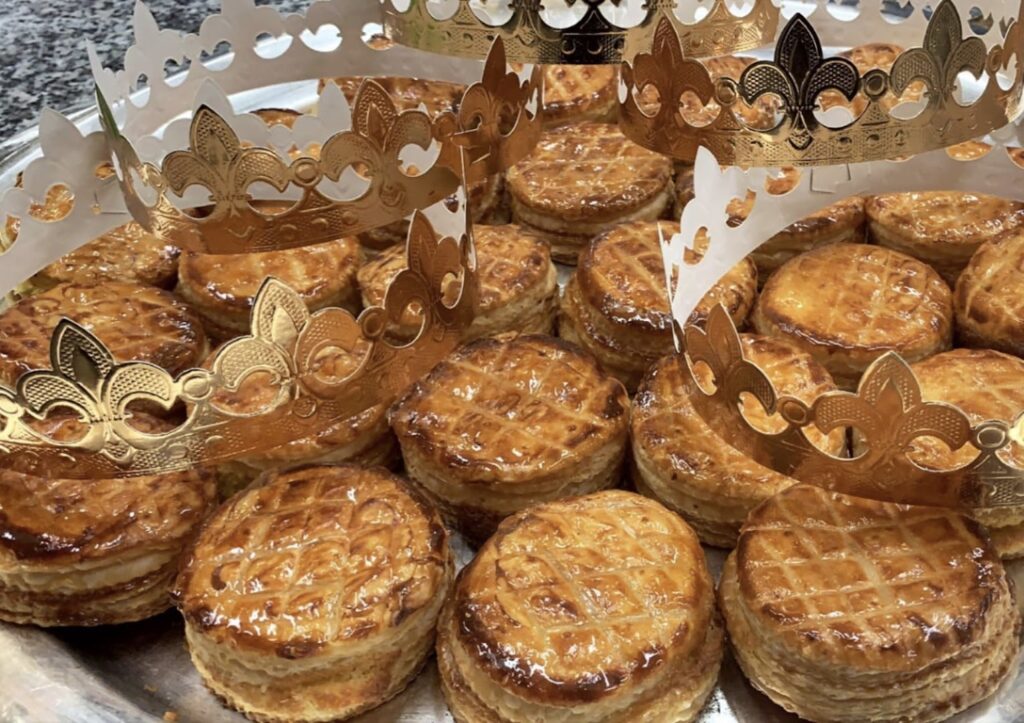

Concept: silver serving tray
[[3, 76, 1024, 723]]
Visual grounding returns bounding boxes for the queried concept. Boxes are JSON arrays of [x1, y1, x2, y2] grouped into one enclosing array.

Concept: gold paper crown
[[619, 1, 1024, 166], [0, 209, 475, 479], [99, 38, 541, 253], [382, 0, 780, 64], [683, 307, 1024, 511]]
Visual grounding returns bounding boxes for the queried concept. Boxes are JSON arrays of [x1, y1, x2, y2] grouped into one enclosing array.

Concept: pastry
[[752, 244, 953, 389], [175, 464, 452, 723], [632, 334, 845, 547], [540, 64, 618, 127], [906, 348, 1024, 558], [558, 221, 758, 392], [437, 490, 723, 723], [720, 484, 1021, 723], [675, 166, 865, 282], [0, 281, 208, 387], [955, 229, 1024, 357], [867, 184, 1024, 284], [506, 121, 673, 264], [389, 334, 629, 545], [203, 341, 397, 499], [177, 225, 362, 342], [4, 176, 180, 294], [358, 223, 557, 342], [319, 75, 465, 116], [0, 413, 215, 626]]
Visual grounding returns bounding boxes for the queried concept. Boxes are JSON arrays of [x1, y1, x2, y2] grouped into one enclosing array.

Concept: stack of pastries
[[3, 45, 1024, 723]]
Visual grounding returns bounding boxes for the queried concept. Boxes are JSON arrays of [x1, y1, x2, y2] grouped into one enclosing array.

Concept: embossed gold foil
[[382, 0, 779, 64], [620, 1, 1024, 166], [99, 37, 541, 254], [683, 305, 1024, 510]]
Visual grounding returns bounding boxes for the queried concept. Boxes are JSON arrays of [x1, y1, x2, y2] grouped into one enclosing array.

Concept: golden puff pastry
[[631, 335, 845, 547], [867, 191, 1024, 285], [389, 334, 629, 546], [558, 221, 758, 392], [177, 230, 362, 342], [0, 281, 208, 387], [674, 165, 865, 282], [906, 348, 1024, 558], [201, 342, 397, 499], [175, 464, 452, 723], [752, 244, 953, 389], [540, 64, 618, 127], [507, 122, 674, 264], [955, 229, 1024, 358], [720, 484, 1020, 723], [357, 224, 557, 342], [437, 490, 723, 723], [0, 414, 216, 626]]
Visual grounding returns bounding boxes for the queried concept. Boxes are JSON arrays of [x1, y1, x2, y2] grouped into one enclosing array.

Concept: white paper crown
[[0, 0, 539, 297]]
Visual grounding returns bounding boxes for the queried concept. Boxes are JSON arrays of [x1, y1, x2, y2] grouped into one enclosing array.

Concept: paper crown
[[381, 0, 781, 64], [0, 0, 540, 296], [98, 38, 540, 253], [681, 306, 1024, 510], [0, 205, 474, 479], [620, 0, 1024, 166], [0, 0, 548, 478]]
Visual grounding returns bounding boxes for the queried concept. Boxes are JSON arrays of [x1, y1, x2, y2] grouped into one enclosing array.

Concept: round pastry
[[907, 348, 1024, 558], [752, 244, 953, 389], [203, 343, 397, 499], [389, 334, 629, 545], [720, 484, 1021, 723], [0, 414, 216, 626], [558, 221, 758, 392], [540, 64, 618, 127], [866, 191, 1024, 285], [506, 121, 673, 264], [437, 490, 723, 723], [674, 166, 865, 281], [175, 464, 452, 723], [4, 178, 180, 295], [632, 334, 845, 547], [177, 232, 362, 342], [955, 228, 1024, 357], [0, 281, 208, 386], [358, 224, 557, 342]]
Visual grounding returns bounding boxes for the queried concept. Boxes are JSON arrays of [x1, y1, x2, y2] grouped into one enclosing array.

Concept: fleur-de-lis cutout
[[12, 321, 194, 455], [740, 14, 858, 148], [320, 79, 442, 209], [626, 18, 715, 132], [813, 353, 972, 467], [438, 37, 542, 175], [890, 0, 987, 106], [161, 106, 291, 217], [683, 304, 776, 413]]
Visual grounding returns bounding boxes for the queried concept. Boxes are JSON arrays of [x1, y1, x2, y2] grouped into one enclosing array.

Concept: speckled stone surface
[[0, 0, 304, 140]]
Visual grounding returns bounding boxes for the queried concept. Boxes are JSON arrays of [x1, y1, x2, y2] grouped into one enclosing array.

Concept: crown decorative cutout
[[381, 0, 780, 64], [0, 209, 476, 479], [99, 37, 541, 253], [682, 307, 1024, 510], [620, 1, 1024, 166], [0, 0, 540, 295]]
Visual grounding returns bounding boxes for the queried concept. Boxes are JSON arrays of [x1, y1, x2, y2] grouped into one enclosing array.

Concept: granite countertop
[[0, 0, 304, 140]]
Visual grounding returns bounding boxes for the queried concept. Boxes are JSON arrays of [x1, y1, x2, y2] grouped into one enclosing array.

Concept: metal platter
[[2, 74, 1024, 723]]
